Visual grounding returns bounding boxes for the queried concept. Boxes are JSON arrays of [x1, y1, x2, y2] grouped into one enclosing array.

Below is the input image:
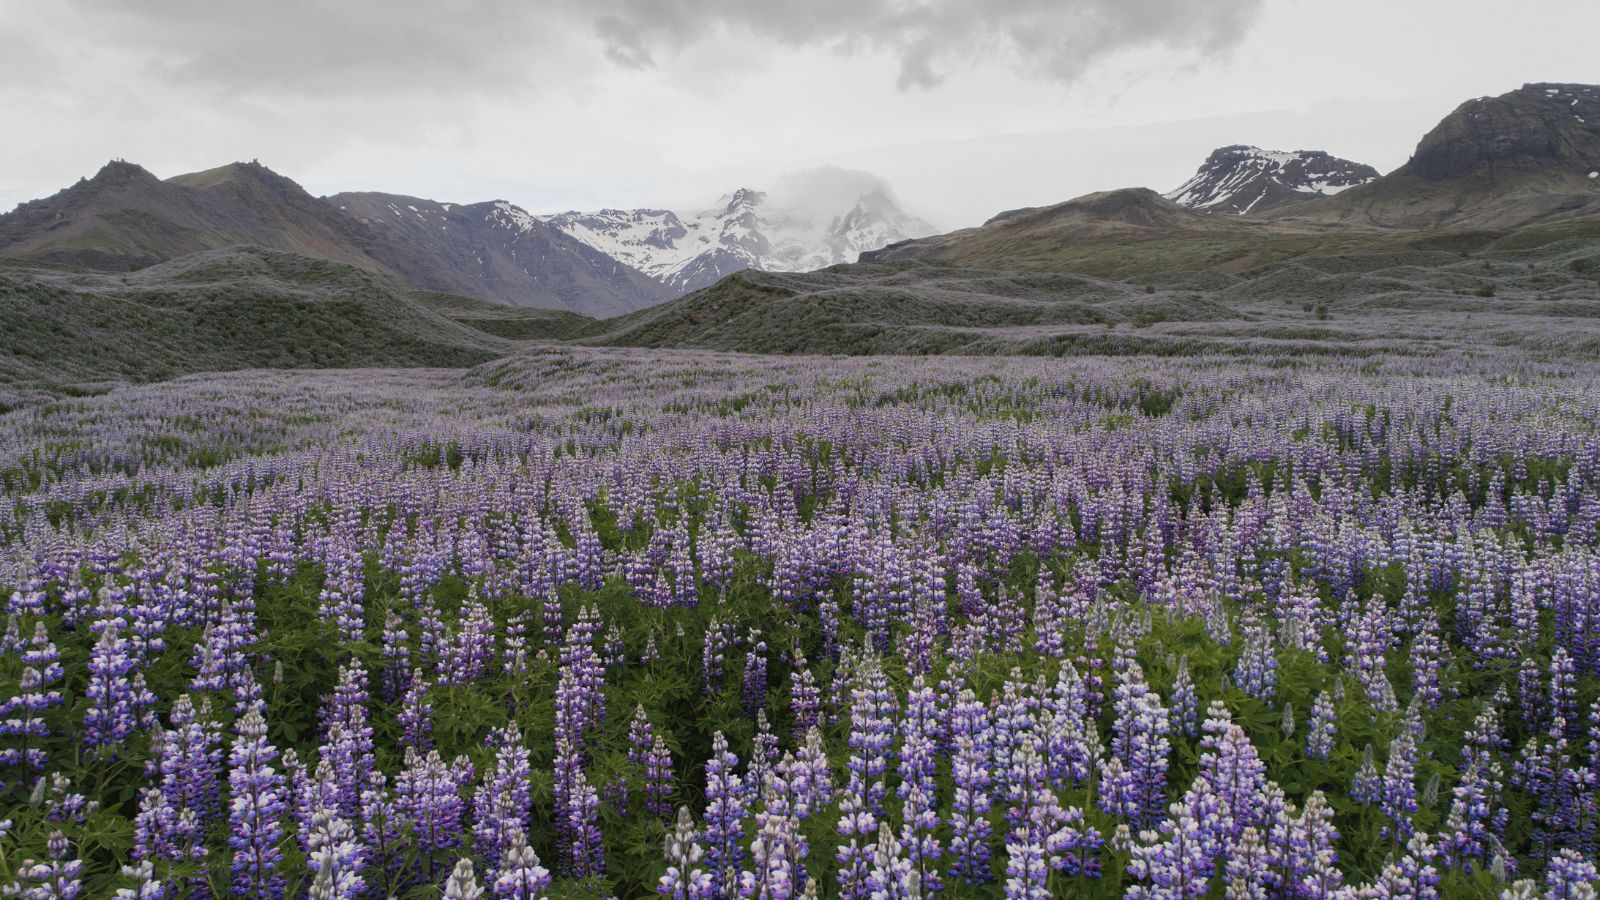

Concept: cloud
[[767, 166, 908, 220], [2, 0, 1263, 103], [586, 0, 1266, 91]]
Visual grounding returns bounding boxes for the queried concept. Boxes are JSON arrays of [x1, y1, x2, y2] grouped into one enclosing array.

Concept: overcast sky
[[2, 0, 1597, 231]]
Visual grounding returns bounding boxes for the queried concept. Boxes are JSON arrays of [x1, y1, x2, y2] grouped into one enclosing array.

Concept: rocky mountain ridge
[[1163, 146, 1379, 215]]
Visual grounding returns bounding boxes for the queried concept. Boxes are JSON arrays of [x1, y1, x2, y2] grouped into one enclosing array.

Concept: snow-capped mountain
[[1164, 146, 1379, 215], [542, 187, 935, 294], [327, 191, 674, 316]]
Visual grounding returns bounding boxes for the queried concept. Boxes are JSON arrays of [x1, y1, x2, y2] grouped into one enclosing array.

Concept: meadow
[[2, 346, 1599, 898]]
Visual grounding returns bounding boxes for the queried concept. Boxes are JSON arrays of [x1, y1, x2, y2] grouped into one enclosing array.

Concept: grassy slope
[[583, 241, 1600, 359], [413, 291, 609, 341], [0, 247, 513, 407]]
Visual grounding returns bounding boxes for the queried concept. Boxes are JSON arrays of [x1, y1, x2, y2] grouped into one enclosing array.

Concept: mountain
[[864, 83, 1600, 277], [0, 160, 397, 272], [327, 192, 672, 317], [542, 186, 934, 293], [856, 187, 1341, 276], [0, 161, 669, 317], [1164, 146, 1379, 215], [0, 247, 513, 406], [1275, 83, 1600, 229]]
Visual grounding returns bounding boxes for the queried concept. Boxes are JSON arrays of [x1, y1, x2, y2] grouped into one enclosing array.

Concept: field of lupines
[[3, 347, 1600, 898]]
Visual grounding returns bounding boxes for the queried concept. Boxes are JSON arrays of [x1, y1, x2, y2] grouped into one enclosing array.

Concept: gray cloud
[[587, 0, 1265, 90], [5, 0, 1262, 102]]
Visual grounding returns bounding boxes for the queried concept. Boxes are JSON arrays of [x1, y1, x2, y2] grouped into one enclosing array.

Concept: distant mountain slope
[[0, 161, 671, 317], [587, 240, 1600, 358], [0, 160, 394, 272], [856, 187, 1353, 276], [0, 247, 510, 406], [1164, 146, 1378, 215], [543, 187, 934, 293], [328, 192, 672, 317], [862, 83, 1600, 277], [1274, 83, 1600, 229]]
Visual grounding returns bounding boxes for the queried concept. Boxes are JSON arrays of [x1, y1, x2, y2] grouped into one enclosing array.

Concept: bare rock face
[[327, 192, 674, 317], [1399, 83, 1600, 182], [1165, 146, 1379, 215]]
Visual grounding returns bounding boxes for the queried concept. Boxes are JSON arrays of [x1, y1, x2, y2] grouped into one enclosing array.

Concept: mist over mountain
[[542, 169, 934, 293]]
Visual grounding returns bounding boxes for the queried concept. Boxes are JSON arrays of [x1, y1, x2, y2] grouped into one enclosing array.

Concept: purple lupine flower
[[788, 727, 834, 820], [1350, 744, 1382, 807], [846, 652, 897, 820], [316, 548, 366, 645], [1410, 611, 1448, 709], [948, 730, 994, 885], [734, 637, 765, 712], [84, 618, 139, 754], [438, 595, 496, 686], [743, 770, 811, 899], [702, 732, 747, 896], [646, 735, 675, 820], [702, 617, 733, 694], [1545, 848, 1600, 899], [149, 694, 224, 828], [1549, 648, 1579, 737], [626, 704, 655, 806], [1233, 618, 1277, 703], [1168, 656, 1198, 739], [132, 787, 206, 882], [748, 710, 780, 803], [1381, 731, 1419, 840], [1, 621, 64, 783], [554, 606, 606, 748], [1004, 740, 1059, 900], [360, 769, 406, 896], [1124, 784, 1216, 899], [112, 859, 168, 899], [1306, 689, 1336, 760], [865, 822, 916, 899], [1223, 827, 1270, 899], [305, 808, 368, 900], [658, 806, 713, 900], [227, 709, 287, 899], [503, 610, 532, 677], [1101, 663, 1171, 830], [492, 830, 553, 899], [835, 785, 877, 899], [396, 748, 474, 879], [1198, 720, 1270, 842], [443, 858, 485, 900], [379, 610, 411, 701], [320, 662, 376, 820], [788, 649, 821, 740], [1364, 832, 1440, 899], [7, 830, 83, 900], [1045, 662, 1097, 787], [472, 725, 533, 868], [399, 669, 432, 752], [1051, 804, 1103, 880], [899, 781, 943, 895], [563, 765, 605, 879], [1285, 791, 1343, 898]]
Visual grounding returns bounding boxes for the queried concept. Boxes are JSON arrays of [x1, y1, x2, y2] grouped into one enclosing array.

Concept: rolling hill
[[0, 247, 531, 407]]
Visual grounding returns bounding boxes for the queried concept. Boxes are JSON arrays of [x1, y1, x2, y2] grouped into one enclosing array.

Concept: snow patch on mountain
[[542, 172, 934, 294], [1165, 146, 1380, 216]]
